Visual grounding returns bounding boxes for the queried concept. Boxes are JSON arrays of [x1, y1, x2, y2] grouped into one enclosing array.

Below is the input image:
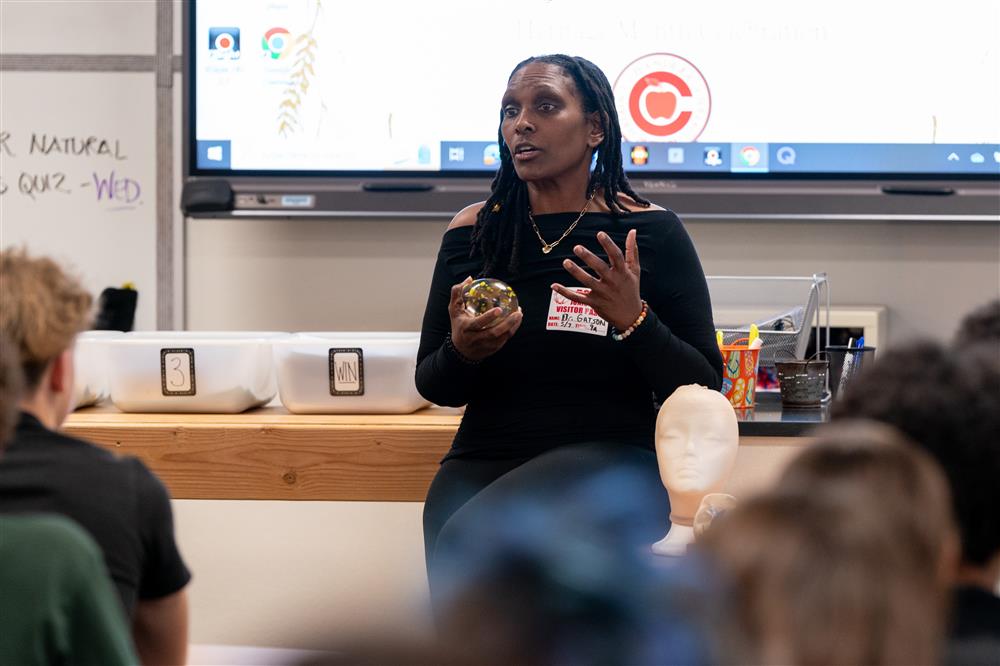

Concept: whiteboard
[[0, 0, 156, 55], [0, 72, 157, 330]]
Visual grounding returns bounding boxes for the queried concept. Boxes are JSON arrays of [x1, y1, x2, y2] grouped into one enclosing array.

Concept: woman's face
[[500, 62, 604, 185]]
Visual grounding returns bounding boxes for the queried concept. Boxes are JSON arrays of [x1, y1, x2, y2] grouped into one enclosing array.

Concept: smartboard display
[[188, 0, 1000, 180]]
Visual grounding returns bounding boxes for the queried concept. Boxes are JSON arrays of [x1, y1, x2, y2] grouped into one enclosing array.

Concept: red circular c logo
[[628, 71, 694, 137], [614, 54, 712, 143]]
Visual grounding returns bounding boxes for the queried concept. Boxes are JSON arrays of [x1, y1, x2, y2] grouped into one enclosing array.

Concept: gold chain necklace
[[528, 192, 596, 254]]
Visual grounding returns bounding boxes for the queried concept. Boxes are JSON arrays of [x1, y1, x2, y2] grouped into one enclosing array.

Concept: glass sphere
[[693, 493, 738, 539], [462, 278, 519, 327]]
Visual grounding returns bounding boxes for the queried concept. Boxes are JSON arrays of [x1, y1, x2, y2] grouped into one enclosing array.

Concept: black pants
[[422, 441, 670, 599]]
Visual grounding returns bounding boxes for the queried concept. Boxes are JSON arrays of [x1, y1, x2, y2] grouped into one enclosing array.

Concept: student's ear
[[587, 111, 606, 148], [47, 348, 73, 395], [939, 526, 963, 585]]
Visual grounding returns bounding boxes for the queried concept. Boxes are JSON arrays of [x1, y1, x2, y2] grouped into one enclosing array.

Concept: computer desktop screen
[[188, 0, 1000, 180]]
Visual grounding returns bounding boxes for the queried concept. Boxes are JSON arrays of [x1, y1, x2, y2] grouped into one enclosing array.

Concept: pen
[[841, 337, 857, 385]]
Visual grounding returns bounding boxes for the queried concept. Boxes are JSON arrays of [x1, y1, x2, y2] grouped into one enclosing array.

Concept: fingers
[[490, 307, 523, 338], [571, 244, 610, 278], [508, 308, 524, 335], [596, 231, 626, 271], [561, 258, 600, 289], [550, 283, 590, 304], [625, 229, 640, 273], [454, 307, 523, 362], [449, 277, 474, 316], [467, 307, 505, 332]]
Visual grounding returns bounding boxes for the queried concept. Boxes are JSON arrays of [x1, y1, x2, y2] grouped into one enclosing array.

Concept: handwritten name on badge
[[546, 288, 609, 337]]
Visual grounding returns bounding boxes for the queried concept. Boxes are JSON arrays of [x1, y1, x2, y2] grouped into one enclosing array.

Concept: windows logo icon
[[262, 27, 292, 60], [208, 27, 240, 60]]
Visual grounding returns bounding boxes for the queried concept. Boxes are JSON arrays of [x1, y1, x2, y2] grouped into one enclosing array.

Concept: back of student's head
[[0, 334, 25, 448], [699, 487, 947, 666], [831, 340, 1000, 567], [954, 298, 1000, 346], [432, 465, 712, 665], [777, 420, 957, 578], [0, 248, 92, 391]]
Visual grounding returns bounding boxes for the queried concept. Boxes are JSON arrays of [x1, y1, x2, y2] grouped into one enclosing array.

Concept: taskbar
[[440, 141, 1000, 176], [192, 139, 1000, 176]]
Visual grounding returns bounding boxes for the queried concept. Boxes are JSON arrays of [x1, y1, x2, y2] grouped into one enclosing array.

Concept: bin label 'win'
[[329, 348, 364, 396]]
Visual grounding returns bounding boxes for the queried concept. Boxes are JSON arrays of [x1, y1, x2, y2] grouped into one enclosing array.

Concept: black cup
[[827, 346, 876, 399]]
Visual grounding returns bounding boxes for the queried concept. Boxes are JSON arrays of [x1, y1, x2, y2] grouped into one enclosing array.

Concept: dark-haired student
[[416, 54, 722, 586], [954, 298, 1000, 346], [833, 341, 1000, 659]]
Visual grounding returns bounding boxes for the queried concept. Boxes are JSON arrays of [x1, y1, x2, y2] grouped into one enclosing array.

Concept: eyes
[[502, 101, 558, 119]]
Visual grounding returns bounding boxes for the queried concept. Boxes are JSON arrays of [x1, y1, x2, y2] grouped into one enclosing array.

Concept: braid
[[469, 139, 526, 277], [470, 54, 649, 276], [562, 56, 650, 216]]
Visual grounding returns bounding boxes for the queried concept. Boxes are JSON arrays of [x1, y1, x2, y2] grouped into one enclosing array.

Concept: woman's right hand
[[448, 277, 523, 362]]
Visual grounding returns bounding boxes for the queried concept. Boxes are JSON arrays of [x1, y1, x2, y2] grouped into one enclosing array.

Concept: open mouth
[[514, 144, 541, 160]]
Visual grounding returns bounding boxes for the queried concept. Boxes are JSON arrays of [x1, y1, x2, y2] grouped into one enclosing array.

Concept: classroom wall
[[172, 500, 434, 649], [186, 216, 1000, 344]]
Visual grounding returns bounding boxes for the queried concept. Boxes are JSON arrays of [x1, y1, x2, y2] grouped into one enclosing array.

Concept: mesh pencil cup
[[775, 351, 829, 408], [827, 345, 876, 399]]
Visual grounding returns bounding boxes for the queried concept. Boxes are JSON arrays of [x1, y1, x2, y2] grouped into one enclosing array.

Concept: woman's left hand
[[552, 229, 643, 331]]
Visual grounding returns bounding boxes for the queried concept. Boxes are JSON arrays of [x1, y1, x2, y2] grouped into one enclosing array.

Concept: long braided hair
[[470, 54, 650, 277]]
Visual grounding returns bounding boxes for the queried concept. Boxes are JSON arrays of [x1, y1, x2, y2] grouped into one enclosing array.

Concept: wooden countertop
[[63, 405, 462, 502], [63, 405, 808, 501]]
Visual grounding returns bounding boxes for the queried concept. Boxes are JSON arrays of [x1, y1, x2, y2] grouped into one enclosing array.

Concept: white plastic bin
[[106, 332, 285, 413], [274, 332, 429, 414], [73, 331, 123, 409]]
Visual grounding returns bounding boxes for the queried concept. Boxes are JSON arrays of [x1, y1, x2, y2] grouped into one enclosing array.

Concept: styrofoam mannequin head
[[652, 385, 739, 556]]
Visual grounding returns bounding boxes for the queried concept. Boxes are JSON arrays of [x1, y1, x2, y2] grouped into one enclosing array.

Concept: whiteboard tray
[[107, 332, 285, 413], [73, 331, 123, 409], [274, 332, 428, 414]]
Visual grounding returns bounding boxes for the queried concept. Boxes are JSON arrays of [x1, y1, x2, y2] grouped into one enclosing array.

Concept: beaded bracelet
[[445, 334, 482, 365], [611, 301, 649, 342]]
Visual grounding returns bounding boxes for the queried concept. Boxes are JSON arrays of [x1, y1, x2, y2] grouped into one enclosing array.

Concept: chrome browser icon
[[262, 27, 291, 60]]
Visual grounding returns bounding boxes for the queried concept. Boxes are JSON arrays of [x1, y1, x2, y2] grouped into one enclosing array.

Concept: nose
[[514, 110, 535, 134], [683, 435, 697, 456]]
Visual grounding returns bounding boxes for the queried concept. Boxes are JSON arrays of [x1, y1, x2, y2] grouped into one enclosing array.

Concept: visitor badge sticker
[[547, 288, 609, 337], [613, 53, 712, 142]]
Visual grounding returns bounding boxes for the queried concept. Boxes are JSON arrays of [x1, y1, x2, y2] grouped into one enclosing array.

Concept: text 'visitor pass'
[[547, 288, 609, 337]]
